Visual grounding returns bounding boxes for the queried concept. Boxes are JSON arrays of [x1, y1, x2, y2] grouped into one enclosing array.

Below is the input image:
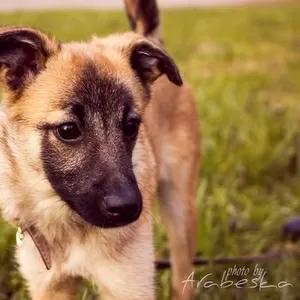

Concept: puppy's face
[[0, 27, 182, 228]]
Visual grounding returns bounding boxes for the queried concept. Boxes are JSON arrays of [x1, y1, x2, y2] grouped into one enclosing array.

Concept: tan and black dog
[[0, 0, 200, 299]]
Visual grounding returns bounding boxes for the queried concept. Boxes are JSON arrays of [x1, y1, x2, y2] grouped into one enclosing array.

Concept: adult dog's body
[[0, 0, 200, 299]]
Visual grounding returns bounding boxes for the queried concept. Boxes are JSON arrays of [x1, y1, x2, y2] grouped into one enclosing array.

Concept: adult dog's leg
[[158, 144, 200, 300]]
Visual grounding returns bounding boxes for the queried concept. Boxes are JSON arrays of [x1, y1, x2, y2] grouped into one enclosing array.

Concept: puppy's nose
[[103, 187, 142, 227]]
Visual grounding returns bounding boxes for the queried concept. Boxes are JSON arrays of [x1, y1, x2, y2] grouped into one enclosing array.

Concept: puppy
[[0, 1, 200, 299]]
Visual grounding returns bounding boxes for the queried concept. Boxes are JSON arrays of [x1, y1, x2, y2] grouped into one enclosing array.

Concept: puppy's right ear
[[0, 26, 60, 96], [129, 39, 183, 86]]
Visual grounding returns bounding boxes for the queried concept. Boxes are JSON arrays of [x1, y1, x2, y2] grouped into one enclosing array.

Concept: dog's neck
[[17, 225, 52, 270]]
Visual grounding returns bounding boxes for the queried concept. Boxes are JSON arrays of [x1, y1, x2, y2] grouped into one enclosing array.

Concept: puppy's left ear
[[130, 40, 183, 86]]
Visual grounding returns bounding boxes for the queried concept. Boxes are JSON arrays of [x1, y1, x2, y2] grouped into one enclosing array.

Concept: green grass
[[1, 4, 300, 299]]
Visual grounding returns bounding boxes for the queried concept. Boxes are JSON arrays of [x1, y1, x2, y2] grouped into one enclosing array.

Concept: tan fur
[[0, 20, 199, 300]]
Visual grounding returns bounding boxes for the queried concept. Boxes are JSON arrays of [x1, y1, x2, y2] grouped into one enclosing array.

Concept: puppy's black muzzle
[[59, 177, 143, 228], [102, 185, 142, 227]]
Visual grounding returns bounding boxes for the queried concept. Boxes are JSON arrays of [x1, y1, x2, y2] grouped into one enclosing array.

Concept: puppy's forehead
[[15, 42, 144, 124], [53, 42, 140, 104], [60, 42, 132, 79]]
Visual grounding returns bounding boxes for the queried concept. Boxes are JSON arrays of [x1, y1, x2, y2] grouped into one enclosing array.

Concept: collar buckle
[[16, 227, 24, 246]]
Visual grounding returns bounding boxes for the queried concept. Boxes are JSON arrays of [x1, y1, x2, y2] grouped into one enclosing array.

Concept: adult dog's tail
[[124, 0, 162, 45]]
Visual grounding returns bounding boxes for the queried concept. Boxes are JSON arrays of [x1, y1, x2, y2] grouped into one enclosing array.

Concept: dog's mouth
[[68, 199, 143, 228], [63, 189, 143, 228], [103, 205, 142, 228], [101, 198, 142, 228]]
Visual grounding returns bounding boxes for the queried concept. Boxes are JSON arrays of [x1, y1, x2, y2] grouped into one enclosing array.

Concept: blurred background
[[0, 0, 290, 11], [0, 0, 300, 299]]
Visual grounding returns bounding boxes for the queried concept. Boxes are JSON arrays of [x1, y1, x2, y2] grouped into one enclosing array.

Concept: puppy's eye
[[123, 118, 140, 139], [56, 122, 82, 141]]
